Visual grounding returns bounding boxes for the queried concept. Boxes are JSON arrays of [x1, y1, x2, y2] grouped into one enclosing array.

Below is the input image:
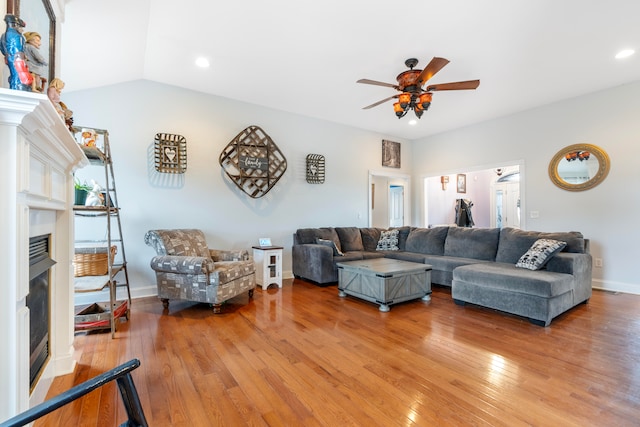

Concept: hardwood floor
[[36, 279, 640, 426]]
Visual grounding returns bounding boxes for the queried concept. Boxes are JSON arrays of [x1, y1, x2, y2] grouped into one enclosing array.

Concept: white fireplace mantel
[[0, 88, 88, 422]]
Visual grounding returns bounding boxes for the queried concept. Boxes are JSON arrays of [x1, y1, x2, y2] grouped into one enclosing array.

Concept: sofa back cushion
[[145, 229, 211, 257], [335, 227, 364, 252], [444, 227, 500, 261], [495, 227, 585, 264], [405, 227, 449, 255], [296, 227, 342, 252], [391, 226, 412, 251], [360, 228, 384, 252]]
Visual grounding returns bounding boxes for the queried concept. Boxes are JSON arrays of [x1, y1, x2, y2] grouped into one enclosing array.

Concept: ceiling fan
[[357, 57, 480, 119]]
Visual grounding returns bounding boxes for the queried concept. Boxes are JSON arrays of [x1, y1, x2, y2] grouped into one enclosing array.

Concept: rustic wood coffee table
[[336, 258, 432, 312]]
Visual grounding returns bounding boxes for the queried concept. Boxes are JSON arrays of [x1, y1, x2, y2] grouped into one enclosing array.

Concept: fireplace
[[27, 235, 56, 389], [1, 89, 87, 421]]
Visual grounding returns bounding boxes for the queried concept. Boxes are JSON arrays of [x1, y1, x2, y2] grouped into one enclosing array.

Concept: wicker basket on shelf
[[74, 246, 117, 277]]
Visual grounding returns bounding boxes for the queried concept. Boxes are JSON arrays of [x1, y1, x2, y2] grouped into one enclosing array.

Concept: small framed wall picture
[[258, 237, 272, 247], [457, 174, 467, 193], [382, 140, 401, 168]]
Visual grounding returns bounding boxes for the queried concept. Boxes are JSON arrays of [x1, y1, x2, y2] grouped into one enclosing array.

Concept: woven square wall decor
[[219, 126, 287, 198], [154, 133, 187, 173], [306, 154, 325, 184]]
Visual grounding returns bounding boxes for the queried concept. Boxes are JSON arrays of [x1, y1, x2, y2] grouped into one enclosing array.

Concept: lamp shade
[[398, 93, 411, 108], [419, 93, 432, 109]]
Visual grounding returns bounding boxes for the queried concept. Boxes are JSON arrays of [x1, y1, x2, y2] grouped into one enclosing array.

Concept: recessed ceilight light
[[408, 120, 417, 126], [615, 49, 635, 59], [195, 57, 210, 68]]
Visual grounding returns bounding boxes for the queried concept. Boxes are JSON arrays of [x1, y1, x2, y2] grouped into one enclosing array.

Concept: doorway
[[369, 171, 410, 228], [423, 163, 523, 228], [389, 185, 404, 227], [490, 171, 521, 228]]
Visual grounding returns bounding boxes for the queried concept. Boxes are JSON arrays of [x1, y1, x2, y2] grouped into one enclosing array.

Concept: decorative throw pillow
[[376, 229, 399, 251], [316, 238, 344, 256], [515, 239, 567, 270]]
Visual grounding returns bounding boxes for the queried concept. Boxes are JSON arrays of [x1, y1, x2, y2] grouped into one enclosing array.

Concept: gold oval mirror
[[548, 143, 610, 191]]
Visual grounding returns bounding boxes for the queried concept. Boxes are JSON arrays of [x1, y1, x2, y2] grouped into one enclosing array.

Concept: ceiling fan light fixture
[[399, 93, 411, 108], [357, 56, 479, 120], [419, 93, 433, 109], [393, 102, 405, 117]]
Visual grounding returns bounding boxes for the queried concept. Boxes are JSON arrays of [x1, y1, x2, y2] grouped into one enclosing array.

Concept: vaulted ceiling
[[60, 0, 640, 140]]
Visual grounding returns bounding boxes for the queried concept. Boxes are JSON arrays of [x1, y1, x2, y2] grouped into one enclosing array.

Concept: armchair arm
[[209, 249, 250, 262], [149, 255, 215, 275]]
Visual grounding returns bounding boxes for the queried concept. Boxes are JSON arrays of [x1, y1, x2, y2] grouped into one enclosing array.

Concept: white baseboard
[[592, 279, 640, 295], [74, 274, 297, 306], [74, 285, 158, 306]]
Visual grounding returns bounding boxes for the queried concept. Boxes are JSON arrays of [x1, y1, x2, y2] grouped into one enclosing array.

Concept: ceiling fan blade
[[357, 78, 399, 90], [417, 57, 450, 86], [426, 80, 480, 92], [362, 95, 398, 110]]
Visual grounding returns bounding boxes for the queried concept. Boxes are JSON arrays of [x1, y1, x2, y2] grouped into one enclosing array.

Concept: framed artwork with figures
[[382, 140, 400, 168], [457, 174, 466, 193]]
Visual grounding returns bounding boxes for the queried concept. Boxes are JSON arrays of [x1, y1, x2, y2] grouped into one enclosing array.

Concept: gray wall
[[67, 79, 640, 300], [66, 80, 412, 301], [411, 81, 640, 294]]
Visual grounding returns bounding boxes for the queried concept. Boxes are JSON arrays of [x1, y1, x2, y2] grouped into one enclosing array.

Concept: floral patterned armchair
[[144, 229, 255, 313]]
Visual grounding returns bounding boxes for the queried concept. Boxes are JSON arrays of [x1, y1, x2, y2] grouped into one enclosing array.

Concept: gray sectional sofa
[[292, 226, 592, 326]]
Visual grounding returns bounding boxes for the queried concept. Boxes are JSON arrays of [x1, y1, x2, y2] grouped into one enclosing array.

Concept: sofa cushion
[[360, 228, 383, 252], [376, 229, 399, 251], [453, 263, 574, 298], [297, 227, 342, 252], [444, 227, 500, 261], [383, 251, 427, 264], [515, 239, 567, 270], [405, 227, 449, 255], [495, 227, 585, 263], [335, 227, 364, 252], [316, 238, 344, 256]]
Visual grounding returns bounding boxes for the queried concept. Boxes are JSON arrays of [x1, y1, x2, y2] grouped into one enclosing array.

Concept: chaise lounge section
[[292, 226, 591, 325]]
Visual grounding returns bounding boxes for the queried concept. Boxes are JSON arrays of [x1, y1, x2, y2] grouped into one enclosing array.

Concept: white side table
[[252, 246, 283, 290]]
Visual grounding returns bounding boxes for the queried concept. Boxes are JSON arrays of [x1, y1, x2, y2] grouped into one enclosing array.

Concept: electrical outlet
[[595, 258, 603, 268], [530, 211, 540, 219]]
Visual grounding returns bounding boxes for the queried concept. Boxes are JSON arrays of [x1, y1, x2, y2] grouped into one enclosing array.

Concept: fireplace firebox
[[27, 235, 56, 389]]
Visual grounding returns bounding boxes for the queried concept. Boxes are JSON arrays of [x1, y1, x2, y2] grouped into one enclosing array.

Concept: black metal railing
[[0, 359, 148, 427]]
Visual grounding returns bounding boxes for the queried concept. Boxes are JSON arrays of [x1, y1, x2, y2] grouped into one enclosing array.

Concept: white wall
[[64, 80, 411, 299], [411, 81, 640, 294]]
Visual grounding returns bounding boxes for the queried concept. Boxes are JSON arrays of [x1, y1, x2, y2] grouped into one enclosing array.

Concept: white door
[[491, 180, 520, 228], [389, 185, 404, 227]]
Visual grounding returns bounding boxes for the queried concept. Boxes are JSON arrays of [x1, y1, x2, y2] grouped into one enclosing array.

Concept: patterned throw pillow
[[376, 229, 399, 251], [515, 239, 567, 270], [316, 238, 344, 256]]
